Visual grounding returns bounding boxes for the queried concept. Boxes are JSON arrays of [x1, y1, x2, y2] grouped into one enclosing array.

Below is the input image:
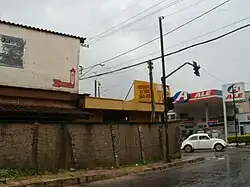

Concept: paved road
[[85, 148, 250, 187]]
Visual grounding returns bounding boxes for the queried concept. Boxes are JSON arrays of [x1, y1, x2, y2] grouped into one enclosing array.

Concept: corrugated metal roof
[[0, 20, 86, 44]]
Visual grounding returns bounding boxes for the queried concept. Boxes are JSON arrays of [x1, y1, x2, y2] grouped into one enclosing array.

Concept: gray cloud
[[0, 0, 250, 98]]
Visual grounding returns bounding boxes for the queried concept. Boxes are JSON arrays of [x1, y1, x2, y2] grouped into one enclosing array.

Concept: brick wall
[[0, 124, 33, 168], [0, 122, 180, 171]]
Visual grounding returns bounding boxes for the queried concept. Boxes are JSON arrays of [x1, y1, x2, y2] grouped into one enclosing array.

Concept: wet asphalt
[[85, 148, 250, 187]]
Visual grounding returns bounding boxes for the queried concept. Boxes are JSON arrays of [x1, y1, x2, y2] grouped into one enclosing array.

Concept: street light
[[79, 63, 105, 79]]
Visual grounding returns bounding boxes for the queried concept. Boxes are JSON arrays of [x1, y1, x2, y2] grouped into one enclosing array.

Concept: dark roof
[[0, 103, 89, 115], [0, 20, 86, 44]]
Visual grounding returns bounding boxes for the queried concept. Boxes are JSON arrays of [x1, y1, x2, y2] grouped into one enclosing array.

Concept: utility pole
[[94, 80, 97, 97], [148, 60, 155, 122], [159, 16, 170, 163], [98, 81, 101, 98]]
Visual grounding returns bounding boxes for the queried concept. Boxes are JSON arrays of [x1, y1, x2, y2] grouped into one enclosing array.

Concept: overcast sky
[[1, 0, 250, 99]]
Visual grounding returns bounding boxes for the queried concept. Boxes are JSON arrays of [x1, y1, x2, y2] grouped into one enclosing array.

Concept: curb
[[6, 157, 204, 187], [227, 143, 250, 148]]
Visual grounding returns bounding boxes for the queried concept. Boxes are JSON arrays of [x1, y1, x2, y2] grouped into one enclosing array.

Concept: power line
[[101, 0, 142, 25], [87, 0, 170, 43], [90, 0, 209, 45], [101, 66, 147, 95], [201, 67, 225, 83], [85, 0, 230, 68], [127, 0, 210, 33], [92, 16, 250, 75], [81, 23, 250, 80], [88, 0, 186, 45]]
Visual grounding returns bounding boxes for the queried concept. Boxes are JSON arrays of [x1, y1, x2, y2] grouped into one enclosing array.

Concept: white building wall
[[237, 91, 250, 113], [0, 23, 81, 93]]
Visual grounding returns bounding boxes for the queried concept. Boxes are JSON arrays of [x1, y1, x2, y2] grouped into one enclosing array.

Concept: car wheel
[[184, 145, 193, 153], [214, 143, 223, 152]]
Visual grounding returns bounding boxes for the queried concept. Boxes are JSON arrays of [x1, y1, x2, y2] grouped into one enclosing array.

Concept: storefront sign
[[222, 82, 245, 102], [208, 120, 219, 125], [173, 91, 190, 103], [193, 90, 211, 99], [173, 90, 222, 103], [133, 80, 171, 103]]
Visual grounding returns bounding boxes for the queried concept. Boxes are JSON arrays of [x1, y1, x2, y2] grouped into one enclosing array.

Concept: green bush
[[0, 168, 35, 178], [228, 135, 250, 143]]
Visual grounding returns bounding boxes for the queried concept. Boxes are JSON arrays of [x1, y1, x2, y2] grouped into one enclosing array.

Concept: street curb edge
[[7, 157, 205, 187]]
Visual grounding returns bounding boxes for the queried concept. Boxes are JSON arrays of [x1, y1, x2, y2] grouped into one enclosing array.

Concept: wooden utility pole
[[159, 16, 170, 163], [94, 80, 97, 97], [148, 60, 155, 122], [98, 81, 101, 98]]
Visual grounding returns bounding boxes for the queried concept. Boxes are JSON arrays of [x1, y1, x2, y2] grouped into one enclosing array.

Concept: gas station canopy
[[173, 89, 223, 104], [173, 89, 225, 127]]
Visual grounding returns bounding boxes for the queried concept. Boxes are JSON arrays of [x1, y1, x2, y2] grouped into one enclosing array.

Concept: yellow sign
[[133, 80, 171, 103]]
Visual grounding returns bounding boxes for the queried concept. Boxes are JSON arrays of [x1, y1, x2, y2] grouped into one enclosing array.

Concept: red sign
[[189, 90, 215, 101], [174, 89, 222, 104], [193, 90, 212, 99], [225, 93, 244, 100], [52, 68, 76, 89]]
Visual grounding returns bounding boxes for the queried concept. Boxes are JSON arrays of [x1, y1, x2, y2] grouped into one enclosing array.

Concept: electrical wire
[[81, 23, 250, 80], [85, 0, 230, 69], [201, 67, 225, 83], [101, 66, 147, 95], [88, 0, 186, 44], [101, 0, 142, 25], [126, 0, 210, 33], [87, 0, 170, 43], [92, 16, 250, 75]]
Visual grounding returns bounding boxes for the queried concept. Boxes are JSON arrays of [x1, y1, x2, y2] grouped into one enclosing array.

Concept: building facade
[[236, 91, 250, 134], [0, 20, 85, 93], [173, 89, 235, 139]]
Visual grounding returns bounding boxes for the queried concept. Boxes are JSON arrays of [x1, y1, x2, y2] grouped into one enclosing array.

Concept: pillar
[[205, 103, 209, 125]]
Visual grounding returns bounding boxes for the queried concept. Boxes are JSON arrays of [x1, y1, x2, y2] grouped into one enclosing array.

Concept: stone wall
[[0, 122, 180, 171]]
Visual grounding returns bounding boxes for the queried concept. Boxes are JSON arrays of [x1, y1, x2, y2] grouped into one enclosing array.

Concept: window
[[168, 113, 176, 120], [189, 136, 198, 140], [0, 35, 25, 68], [199, 136, 210, 140]]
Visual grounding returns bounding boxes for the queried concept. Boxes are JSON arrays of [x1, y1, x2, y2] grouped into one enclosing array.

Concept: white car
[[181, 133, 227, 153]]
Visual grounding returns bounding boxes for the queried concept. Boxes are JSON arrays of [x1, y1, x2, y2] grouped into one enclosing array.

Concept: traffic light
[[167, 97, 175, 110], [193, 61, 200, 77]]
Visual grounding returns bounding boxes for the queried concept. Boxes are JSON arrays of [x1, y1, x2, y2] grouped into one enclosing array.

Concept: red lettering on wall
[[52, 68, 76, 89]]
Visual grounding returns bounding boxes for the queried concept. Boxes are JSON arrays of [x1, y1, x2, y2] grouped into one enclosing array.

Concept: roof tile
[[0, 20, 86, 43]]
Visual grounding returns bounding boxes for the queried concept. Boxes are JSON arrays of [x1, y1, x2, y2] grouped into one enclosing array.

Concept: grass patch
[[228, 134, 250, 143], [0, 168, 35, 179]]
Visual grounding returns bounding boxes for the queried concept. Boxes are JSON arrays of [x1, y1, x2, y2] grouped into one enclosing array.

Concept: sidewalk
[[228, 143, 250, 148], [1, 156, 204, 187]]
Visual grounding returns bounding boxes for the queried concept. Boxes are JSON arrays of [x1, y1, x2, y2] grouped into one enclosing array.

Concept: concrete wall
[[0, 23, 80, 93], [0, 122, 180, 171]]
